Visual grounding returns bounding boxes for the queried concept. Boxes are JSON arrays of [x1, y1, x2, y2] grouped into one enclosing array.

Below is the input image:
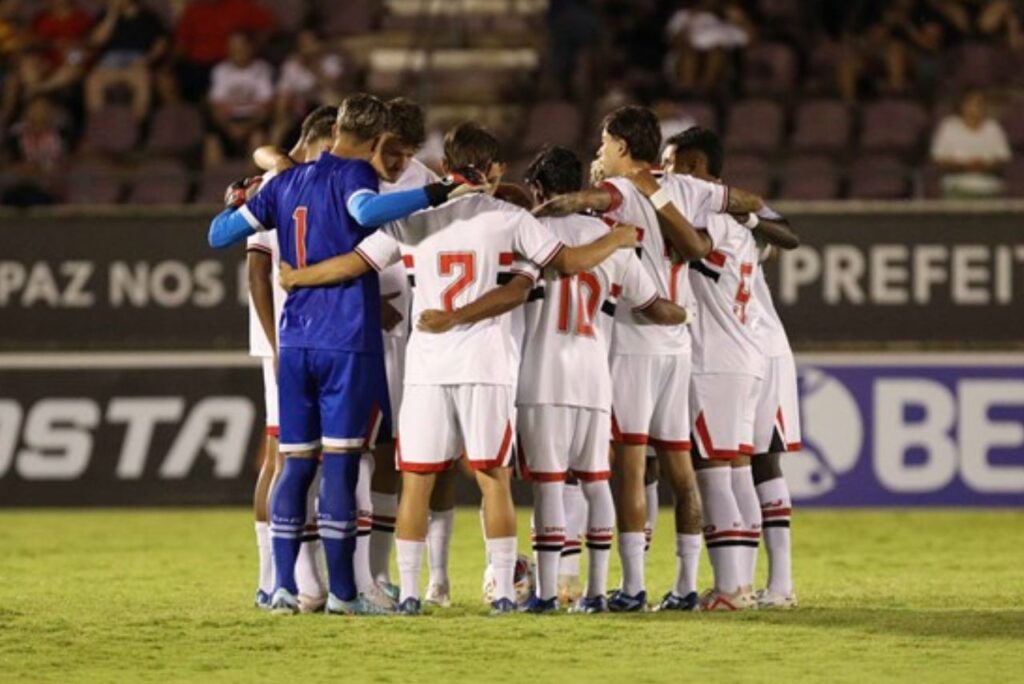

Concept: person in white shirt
[[207, 31, 273, 160], [931, 89, 1012, 198], [271, 29, 344, 145]]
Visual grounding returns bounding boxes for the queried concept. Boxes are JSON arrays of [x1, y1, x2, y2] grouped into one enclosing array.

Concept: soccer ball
[[481, 554, 535, 604]]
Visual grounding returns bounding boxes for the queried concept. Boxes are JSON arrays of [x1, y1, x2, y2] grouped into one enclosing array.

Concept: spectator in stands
[[174, 0, 274, 102], [930, 89, 1012, 197], [979, 0, 1024, 49], [3, 95, 69, 205], [545, 0, 600, 98], [205, 31, 272, 165], [663, 0, 752, 93], [85, 0, 168, 121], [20, 0, 92, 104], [271, 28, 344, 145], [0, 0, 26, 130]]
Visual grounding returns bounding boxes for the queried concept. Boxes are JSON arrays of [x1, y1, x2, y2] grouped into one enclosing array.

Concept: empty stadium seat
[[522, 100, 582, 151], [949, 42, 1007, 89], [313, 0, 375, 35], [82, 106, 139, 156], [147, 103, 203, 156], [725, 155, 772, 198], [780, 155, 840, 200], [742, 42, 797, 95], [1001, 104, 1024, 152], [790, 99, 851, 153], [725, 99, 784, 153], [129, 159, 191, 205], [66, 161, 123, 204], [1005, 159, 1024, 198], [197, 161, 258, 205], [859, 99, 929, 154], [847, 155, 910, 199]]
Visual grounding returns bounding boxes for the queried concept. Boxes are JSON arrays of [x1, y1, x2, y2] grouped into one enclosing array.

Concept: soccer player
[[278, 123, 638, 614], [533, 105, 763, 611], [209, 94, 483, 615], [245, 105, 336, 611], [421, 146, 691, 613], [663, 128, 801, 609]]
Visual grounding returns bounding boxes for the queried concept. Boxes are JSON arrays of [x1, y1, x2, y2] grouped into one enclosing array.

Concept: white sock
[[369, 491, 397, 584], [618, 531, 646, 596], [560, 481, 586, 579], [395, 539, 425, 602], [581, 480, 614, 598], [487, 536, 517, 602], [427, 508, 454, 587], [255, 521, 273, 594], [731, 465, 762, 589], [296, 469, 326, 597], [353, 453, 375, 593], [697, 467, 744, 595], [479, 506, 490, 565], [532, 481, 566, 601], [756, 477, 793, 596], [674, 534, 702, 596], [644, 480, 658, 552]]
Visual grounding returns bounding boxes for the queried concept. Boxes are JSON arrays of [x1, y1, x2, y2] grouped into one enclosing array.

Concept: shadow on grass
[[747, 608, 1024, 641]]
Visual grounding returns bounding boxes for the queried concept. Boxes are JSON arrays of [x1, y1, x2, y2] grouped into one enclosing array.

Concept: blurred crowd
[[0, 0, 1022, 205]]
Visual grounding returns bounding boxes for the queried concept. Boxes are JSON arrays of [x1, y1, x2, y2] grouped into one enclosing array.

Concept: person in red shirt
[[174, 0, 273, 102], [30, 0, 92, 68]]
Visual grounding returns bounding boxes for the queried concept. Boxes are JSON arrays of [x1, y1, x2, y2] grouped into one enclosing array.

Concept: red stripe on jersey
[[499, 252, 514, 266], [598, 181, 623, 213], [602, 216, 615, 227], [707, 250, 727, 267], [695, 412, 744, 460], [354, 247, 383, 273], [739, 443, 755, 455], [609, 283, 623, 297], [247, 244, 273, 255], [776, 407, 787, 435], [402, 254, 414, 268], [468, 422, 513, 470], [786, 442, 803, 452], [265, 426, 280, 437]]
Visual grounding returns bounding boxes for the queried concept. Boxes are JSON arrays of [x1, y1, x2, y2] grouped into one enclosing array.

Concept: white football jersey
[[246, 169, 285, 358], [688, 212, 766, 377], [356, 193, 563, 386], [600, 172, 726, 356], [516, 214, 659, 410], [752, 203, 793, 358], [378, 158, 439, 338]]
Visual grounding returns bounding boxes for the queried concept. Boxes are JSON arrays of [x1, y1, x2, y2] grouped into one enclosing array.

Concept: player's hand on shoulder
[[532, 195, 572, 218], [380, 292, 404, 332], [624, 167, 659, 196], [417, 309, 457, 334], [610, 222, 639, 248], [447, 165, 491, 199], [278, 262, 296, 292], [224, 176, 262, 209]]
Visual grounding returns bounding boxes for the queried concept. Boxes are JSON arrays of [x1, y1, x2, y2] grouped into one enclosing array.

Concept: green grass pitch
[[1, 508, 1022, 683]]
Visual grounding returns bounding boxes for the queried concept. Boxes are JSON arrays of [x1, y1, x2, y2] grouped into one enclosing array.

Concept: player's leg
[[295, 464, 327, 612], [425, 467, 456, 606], [369, 334, 405, 594], [268, 348, 321, 614], [462, 384, 518, 614], [558, 475, 586, 604], [650, 354, 702, 611], [730, 455, 761, 592], [252, 358, 279, 608], [393, 385, 458, 613], [518, 405, 569, 612], [644, 450, 659, 554], [608, 354, 656, 611], [352, 451, 376, 595], [572, 408, 614, 613], [751, 354, 800, 608]]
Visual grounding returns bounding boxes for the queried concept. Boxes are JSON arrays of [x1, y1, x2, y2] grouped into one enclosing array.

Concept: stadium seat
[[859, 99, 929, 155], [803, 40, 843, 95], [846, 155, 910, 199], [724, 99, 784, 153], [1005, 159, 1024, 198], [313, 0, 375, 35], [197, 161, 259, 205], [742, 42, 797, 95], [1000, 104, 1024, 152], [82, 105, 139, 156], [258, 0, 310, 32], [790, 99, 851, 153], [522, 100, 582, 151], [128, 159, 191, 205], [66, 160, 124, 204], [779, 155, 840, 200], [724, 154, 772, 198], [948, 42, 1006, 89], [146, 103, 203, 156]]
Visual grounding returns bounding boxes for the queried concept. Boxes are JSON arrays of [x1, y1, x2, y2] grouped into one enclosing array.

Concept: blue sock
[[318, 453, 361, 601], [270, 457, 318, 595]]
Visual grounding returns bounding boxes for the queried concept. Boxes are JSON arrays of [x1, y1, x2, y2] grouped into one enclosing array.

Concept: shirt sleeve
[[510, 257, 541, 285], [344, 160, 380, 206], [683, 175, 727, 227], [703, 213, 729, 252], [513, 212, 564, 268], [987, 122, 1012, 162], [239, 177, 277, 231], [246, 229, 274, 254], [207, 64, 228, 103], [354, 230, 402, 273], [598, 177, 649, 226], [619, 253, 659, 310]]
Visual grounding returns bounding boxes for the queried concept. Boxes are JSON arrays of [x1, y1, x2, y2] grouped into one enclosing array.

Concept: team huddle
[[208, 92, 802, 616]]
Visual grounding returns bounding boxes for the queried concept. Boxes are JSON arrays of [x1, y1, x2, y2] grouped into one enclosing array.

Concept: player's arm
[[548, 224, 638, 274], [531, 187, 612, 218], [723, 186, 764, 214], [253, 145, 297, 175], [278, 254, 371, 291], [247, 248, 277, 351], [417, 275, 534, 334], [636, 298, 689, 326], [208, 177, 265, 248], [625, 168, 712, 260], [740, 206, 800, 250], [347, 168, 488, 228]]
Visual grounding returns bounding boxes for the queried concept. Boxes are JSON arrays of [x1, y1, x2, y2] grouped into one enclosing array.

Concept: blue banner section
[[789, 355, 1024, 506]]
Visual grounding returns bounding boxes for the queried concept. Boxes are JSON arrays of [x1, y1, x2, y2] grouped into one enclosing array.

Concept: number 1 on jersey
[[293, 206, 309, 268], [439, 252, 476, 312]]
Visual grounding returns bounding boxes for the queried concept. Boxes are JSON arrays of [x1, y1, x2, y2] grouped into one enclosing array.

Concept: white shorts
[[383, 334, 406, 440], [516, 405, 611, 482], [753, 353, 803, 454], [691, 372, 761, 460], [397, 384, 514, 472], [261, 357, 279, 434], [610, 354, 691, 450]]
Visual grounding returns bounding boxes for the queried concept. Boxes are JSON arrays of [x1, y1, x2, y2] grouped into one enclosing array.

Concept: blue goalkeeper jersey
[[240, 152, 383, 354]]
